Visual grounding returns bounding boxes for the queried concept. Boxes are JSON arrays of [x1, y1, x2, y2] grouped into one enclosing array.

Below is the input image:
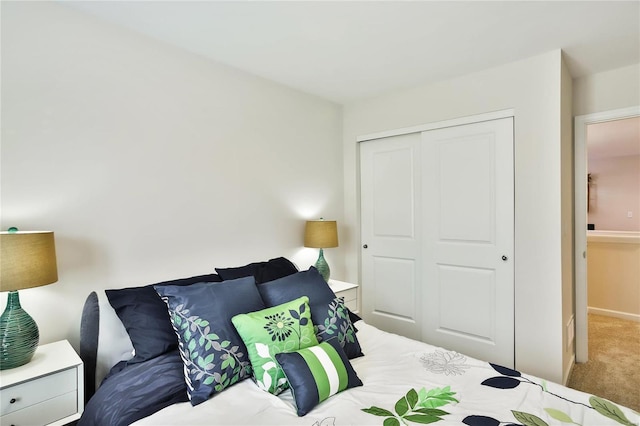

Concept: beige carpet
[[567, 314, 640, 412]]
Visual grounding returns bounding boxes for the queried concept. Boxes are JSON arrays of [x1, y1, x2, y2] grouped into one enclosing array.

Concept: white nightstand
[[0, 340, 84, 426], [328, 279, 359, 313]]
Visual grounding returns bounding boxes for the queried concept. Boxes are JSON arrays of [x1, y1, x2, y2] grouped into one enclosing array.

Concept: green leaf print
[[512, 411, 549, 426], [383, 418, 401, 426], [544, 408, 578, 424], [169, 303, 250, 390], [363, 387, 457, 425], [406, 388, 419, 408], [404, 414, 442, 424], [416, 386, 459, 409], [395, 395, 409, 416], [362, 407, 395, 417], [590, 396, 638, 426]]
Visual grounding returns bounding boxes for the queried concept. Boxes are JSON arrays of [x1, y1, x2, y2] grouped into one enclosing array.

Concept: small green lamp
[[0, 229, 58, 370], [304, 219, 338, 282]]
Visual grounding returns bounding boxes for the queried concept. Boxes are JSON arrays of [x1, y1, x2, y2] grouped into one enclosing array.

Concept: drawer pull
[[9, 398, 17, 404]]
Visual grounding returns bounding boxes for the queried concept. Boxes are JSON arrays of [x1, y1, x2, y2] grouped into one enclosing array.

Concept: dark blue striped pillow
[[275, 338, 362, 416]]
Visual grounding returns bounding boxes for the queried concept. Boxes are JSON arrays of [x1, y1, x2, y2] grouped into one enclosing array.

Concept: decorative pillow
[[155, 277, 265, 406], [78, 349, 188, 426], [96, 291, 134, 390], [232, 296, 318, 395], [275, 338, 363, 416], [258, 267, 363, 359], [216, 257, 298, 284], [106, 273, 222, 364]]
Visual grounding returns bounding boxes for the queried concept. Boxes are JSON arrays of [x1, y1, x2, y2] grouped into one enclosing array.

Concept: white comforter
[[135, 322, 639, 425]]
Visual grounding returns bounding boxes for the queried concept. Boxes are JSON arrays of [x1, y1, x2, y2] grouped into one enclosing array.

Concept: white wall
[[0, 2, 344, 350], [573, 64, 640, 116], [343, 50, 569, 383]]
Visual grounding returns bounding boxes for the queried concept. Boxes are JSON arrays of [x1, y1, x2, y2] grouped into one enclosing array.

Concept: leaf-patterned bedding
[[124, 321, 639, 426]]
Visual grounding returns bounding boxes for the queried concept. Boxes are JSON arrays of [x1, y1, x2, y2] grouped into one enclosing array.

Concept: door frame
[[357, 109, 514, 142], [574, 105, 640, 363]]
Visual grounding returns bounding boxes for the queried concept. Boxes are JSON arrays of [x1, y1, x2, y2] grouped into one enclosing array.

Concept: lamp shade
[[0, 231, 58, 292], [304, 220, 338, 249]]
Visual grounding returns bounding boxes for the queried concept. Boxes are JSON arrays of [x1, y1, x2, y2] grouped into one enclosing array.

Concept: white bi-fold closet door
[[360, 116, 514, 368]]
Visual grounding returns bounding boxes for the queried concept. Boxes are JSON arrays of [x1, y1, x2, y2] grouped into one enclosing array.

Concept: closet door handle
[[501, 255, 508, 261], [363, 244, 368, 249]]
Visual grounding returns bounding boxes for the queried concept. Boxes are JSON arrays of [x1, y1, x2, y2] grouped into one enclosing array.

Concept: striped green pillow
[[275, 338, 363, 416]]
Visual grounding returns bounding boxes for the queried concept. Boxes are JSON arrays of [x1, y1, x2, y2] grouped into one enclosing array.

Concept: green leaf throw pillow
[[275, 338, 363, 416], [257, 268, 363, 359], [154, 278, 266, 406], [232, 296, 318, 395]]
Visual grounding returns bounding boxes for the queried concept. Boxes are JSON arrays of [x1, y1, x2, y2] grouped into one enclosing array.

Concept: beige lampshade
[[0, 231, 58, 292], [304, 220, 338, 249]]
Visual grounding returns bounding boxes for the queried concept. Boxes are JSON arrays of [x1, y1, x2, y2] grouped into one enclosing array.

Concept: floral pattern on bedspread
[[363, 386, 458, 425], [462, 363, 638, 426], [360, 361, 638, 426], [312, 418, 336, 426], [420, 350, 470, 376], [126, 321, 638, 426]]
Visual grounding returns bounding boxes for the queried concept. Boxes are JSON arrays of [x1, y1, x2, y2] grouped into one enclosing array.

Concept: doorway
[[574, 106, 640, 363]]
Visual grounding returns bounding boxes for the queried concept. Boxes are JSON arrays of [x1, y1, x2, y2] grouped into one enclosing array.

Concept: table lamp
[[304, 219, 338, 282], [0, 230, 58, 370]]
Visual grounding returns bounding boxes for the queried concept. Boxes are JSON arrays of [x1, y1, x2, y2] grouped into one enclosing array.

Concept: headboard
[[79, 291, 98, 403]]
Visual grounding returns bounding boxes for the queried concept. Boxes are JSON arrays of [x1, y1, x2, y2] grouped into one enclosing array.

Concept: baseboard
[[563, 354, 576, 386], [588, 307, 640, 323]]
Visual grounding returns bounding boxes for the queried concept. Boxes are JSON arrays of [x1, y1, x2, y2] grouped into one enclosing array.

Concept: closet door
[[421, 117, 514, 367], [360, 133, 422, 340]]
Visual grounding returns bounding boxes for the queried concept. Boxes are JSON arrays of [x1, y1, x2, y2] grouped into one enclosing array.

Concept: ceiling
[[63, 1, 640, 104]]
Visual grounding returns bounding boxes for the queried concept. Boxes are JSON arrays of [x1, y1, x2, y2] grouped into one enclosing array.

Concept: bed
[[78, 259, 639, 426]]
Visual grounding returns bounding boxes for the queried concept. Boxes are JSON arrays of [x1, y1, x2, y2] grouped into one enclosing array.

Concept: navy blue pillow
[[106, 273, 222, 364], [258, 267, 363, 359], [216, 257, 298, 283], [275, 338, 363, 416], [78, 349, 187, 426], [155, 277, 266, 406]]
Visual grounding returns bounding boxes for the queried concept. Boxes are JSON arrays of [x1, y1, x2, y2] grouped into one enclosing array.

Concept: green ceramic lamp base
[[314, 248, 331, 282], [0, 291, 39, 370]]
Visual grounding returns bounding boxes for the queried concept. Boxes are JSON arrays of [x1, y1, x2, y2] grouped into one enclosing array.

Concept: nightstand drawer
[[338, 288, 358, 312], [1, 390, 77, 426], [329, 280, 359, 313], [1, 368, 77, 415], [338, 288, 357, 304], [343, 297, 358, 312]]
